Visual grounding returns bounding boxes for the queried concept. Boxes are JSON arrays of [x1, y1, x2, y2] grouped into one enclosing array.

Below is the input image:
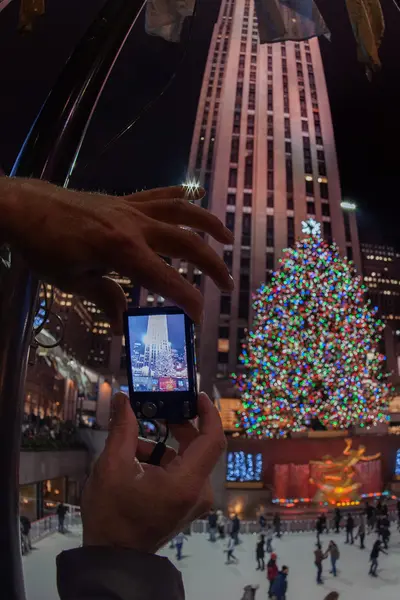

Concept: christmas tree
[[235, 219, 390, 438]]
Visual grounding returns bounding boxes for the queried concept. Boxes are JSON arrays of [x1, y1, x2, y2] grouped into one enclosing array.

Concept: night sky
[[0, 0, 399, 247]]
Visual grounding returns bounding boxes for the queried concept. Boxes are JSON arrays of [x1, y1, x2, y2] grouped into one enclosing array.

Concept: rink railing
[[30, 504, 81, 544], [30, 506, 398, 542], [190, 510, 399, 535]]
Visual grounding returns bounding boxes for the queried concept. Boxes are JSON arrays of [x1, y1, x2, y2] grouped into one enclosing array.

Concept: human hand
[[2, 178, 233, 332], [81, 392, 226, 552]]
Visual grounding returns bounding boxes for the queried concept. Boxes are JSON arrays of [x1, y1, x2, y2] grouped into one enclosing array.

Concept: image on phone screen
[[127, 313, 189, 392]]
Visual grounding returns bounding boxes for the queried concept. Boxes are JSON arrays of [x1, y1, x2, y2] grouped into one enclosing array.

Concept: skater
[[314, 543, 326, 584], [316, 515, 324, 544], [225, 533, 239, 564], [241, 584, 259, 600], [273, 512, 281, 538], [57, 502, 69, 534], [174, 532, 187, 561], [231, 513, 241, 545], [20, 515, 32, 554], [355, 516, 366, 549], [369, 539, 387, 577], [321, 513, 328, 533], [334, 507, 341, 533], [345, 513, 354, 544], [208, 508, 217, 542], [217, 509, 226, 539], [366, 502, 375, 533], [380, 516, 390, 550], [266, 523, 273, 553], [267, 553, 279, 598], [325, 540, 340, 577], [270, 565, 288, 600], [259, 512, 267, 531], [255, 533, 265, 571]]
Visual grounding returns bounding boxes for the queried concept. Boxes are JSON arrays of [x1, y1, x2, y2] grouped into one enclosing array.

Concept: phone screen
[[127, 312, 189, 393]]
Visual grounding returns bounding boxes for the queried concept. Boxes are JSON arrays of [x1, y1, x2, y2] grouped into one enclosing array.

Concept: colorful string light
[[226, 451, 263, 482], [234, 222, 391, 438]]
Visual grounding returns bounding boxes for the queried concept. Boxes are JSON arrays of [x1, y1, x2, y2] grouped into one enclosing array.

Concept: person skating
[[314, 543, 326, 584], [366, 501, 375, 533], [270, 565, 288, 600], [259, 513, 267, 532], [20, 515, 32, 554], [57, 502, 69, 534], [241, 585, 259, 600], [231, 513, 241, 545], [266, 524, 274, 553], [334, 508, 341, 534], [174, 532, 187, 561], [255, 533, 265, 571], [345, 513, 354, 544], [324, 540, 340, 577], [369, 539, 387, 576], [267, 553, 279, 598], [208, 508, 218, 542], [217, 509, 226, 539], [273, 513, 281, 538], [380, 516, 390, 550], [316, 515, 324, 544], [355, 516, 366, 549], [225, 533, 239, 564]]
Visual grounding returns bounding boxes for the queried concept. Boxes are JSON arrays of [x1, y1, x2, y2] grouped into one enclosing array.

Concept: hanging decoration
[[234, 218, 391, 439]]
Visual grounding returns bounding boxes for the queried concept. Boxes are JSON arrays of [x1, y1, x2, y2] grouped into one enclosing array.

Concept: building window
[[266, 252, 274, 270], [240, 248, 251, 270], [267, 170, 274, 190], [321, 203, 330, 217], [307, 201, 316, 215], [347, 246, 353, 261], [227, 193, 236, 206], [267, 192, 274, 208], [320, 182, 329, 199], [220, 294, 231, 315], [302, 120, 309, 132], [323, 221, 332, 242], [286, 157, 293, 193], [241, 214, 252, 246], [223, 250, 233, 270], [287, 216, 295, 246], [284, 118, 291, 138], [247, 114, 254, 135], [287, 193, 294, 210], [267, 85, 273, 111], [305, 178, 314, 196], [225, 212, 235, 232], [230, 137, 239, 162], [243, 193, 252, 207], [229, 168, 237, 187], [248, 83, 256, 110], [244, 156, 253, 188], [266, 215, 274, 246], [285, 141, 292, 154], [267, 114, 273, 136]]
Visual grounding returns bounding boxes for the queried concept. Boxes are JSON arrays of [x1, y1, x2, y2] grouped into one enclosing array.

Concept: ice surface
[[24, 525, 400, 600]]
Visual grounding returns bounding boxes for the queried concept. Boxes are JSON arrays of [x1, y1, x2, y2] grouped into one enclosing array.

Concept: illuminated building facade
[[185, 0, 360, 397]]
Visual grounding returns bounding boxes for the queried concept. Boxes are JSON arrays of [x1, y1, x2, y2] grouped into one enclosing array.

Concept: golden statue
[[309, 439, 381, 504]]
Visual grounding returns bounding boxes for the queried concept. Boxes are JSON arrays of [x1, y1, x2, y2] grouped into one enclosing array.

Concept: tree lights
[[234, 220, 390, 438]]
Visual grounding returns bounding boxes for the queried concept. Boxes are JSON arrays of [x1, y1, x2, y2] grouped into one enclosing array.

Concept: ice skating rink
[[24, 526, 400, 600]]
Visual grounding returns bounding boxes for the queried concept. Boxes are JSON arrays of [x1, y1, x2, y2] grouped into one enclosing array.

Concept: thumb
[[105, 393, 139, 457]]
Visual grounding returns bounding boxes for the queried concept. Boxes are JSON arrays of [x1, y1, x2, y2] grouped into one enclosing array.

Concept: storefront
[[19, 475, 81, 521]]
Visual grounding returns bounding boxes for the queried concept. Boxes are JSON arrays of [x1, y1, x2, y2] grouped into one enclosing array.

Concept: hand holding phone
[[124, 307, 197, 423]]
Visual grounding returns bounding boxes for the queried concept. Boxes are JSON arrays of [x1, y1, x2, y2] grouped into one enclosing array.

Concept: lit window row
[[366, 255, 393, 262]]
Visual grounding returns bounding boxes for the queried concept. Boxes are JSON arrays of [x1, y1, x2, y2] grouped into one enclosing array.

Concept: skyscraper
[[186, 0, 359, 397], [143, 314, 173, 376]]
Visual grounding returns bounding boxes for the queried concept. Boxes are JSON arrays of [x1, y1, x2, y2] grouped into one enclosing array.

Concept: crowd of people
[[21, 413, 86, 450], [20, 502, 69, 555], [312, 497, 400, 582]]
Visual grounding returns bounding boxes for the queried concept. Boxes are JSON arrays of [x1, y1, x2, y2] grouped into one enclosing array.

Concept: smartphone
[[124, 307, 198, 423]]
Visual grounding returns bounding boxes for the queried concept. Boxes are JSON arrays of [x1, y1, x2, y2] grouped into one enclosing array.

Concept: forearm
[[57, 547, 185, 600]]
